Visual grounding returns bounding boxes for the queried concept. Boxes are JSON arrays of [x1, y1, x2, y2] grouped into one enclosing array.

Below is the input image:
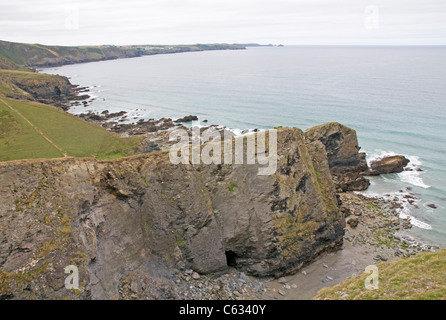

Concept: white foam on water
[[398, 155, 430, 189], [357, 189, 433, 230], [230, 128, 265, 137], [367, 150, 430, 189], [366, 150, 398, 166], [87, 93, 98, 100], [195, 125, 265, 138], [362, 150, 433, 229], [398, 170, 430, 189], [399, 203, 433, 230]]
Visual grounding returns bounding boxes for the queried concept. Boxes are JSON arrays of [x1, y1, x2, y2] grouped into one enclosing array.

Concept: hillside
[[0, 45, 144, 161], [0, 97, 142, 161], [0, 56, 30, 71], [0, 40, 245, 68], [314, 249, 446, 300]]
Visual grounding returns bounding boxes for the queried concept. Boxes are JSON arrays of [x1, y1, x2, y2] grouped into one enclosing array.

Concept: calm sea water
[[42, 46, 446, 246]]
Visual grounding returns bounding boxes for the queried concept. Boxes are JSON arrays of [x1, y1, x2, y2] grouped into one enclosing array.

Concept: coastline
[[143, 192, 438, 300], [36, 64, 443, 299], [263, 192, 439, 300], [3, 46, 443, 300]]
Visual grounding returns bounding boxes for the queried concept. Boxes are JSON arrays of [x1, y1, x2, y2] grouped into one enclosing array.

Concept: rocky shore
[[2, 71, 90, 110], [2, 39, 444, 300], [0, 114, 441, 300], [51, 105, 443, 300], [1, 71, 442, 300], [116, 190, 439, 300]]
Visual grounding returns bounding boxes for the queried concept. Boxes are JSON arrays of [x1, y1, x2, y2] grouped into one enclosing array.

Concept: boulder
[[402, 217, 413, 229], [346, 217, 359, 228], [174, 115, 198, 123], [369, 155, 410, 174]]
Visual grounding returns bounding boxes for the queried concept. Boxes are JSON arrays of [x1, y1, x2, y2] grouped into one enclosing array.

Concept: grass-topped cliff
[[0, 40, 245, 68], [0, 97, 142, 161], [315, 249, 446, 300]]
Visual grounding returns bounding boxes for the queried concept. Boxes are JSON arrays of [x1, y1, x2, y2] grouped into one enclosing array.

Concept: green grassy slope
[[0, 100, 63, 161], [0, 97, 142, 161], [0, 69, 71, 101], [0, 41, 55, 66], [0, 56, 30, 71], [314, 249, 446, 300], [0, 76, 32, 98], [0, 41, 145, 162]]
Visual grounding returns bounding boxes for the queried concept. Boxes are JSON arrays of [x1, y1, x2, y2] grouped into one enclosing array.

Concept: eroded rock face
[[3, 72, 89, 109], [304, 122, 370, 192], [0, 128, 344, 299], [369, 155, 410, 174]]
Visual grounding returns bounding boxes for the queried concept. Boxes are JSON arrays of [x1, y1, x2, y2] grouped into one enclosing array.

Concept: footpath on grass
[[0, 98, 67, 157]]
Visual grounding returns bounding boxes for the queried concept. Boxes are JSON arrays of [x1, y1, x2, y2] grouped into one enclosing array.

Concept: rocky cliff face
[[0, 127, 345, 300], [305, 122, 370, 192], [1, 72, 88, 109]]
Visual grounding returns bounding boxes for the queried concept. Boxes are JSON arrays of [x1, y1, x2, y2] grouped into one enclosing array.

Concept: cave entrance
[[225, 250, 237, 267]]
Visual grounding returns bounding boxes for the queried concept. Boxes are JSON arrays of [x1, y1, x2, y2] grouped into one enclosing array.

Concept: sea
[[41, 46, 446, 247]]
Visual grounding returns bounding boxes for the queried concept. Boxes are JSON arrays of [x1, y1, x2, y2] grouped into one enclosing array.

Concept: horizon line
[[2, 38, 446, 48]]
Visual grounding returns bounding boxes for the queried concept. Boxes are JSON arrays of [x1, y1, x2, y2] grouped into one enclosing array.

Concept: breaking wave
[[367, 150, 430, 189]]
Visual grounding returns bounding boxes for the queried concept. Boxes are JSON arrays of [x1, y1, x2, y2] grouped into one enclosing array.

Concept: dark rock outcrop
[[369, 155, 410, 174], [0, 127, 344, 299], [1, 72, 89, 109], [305, 122, 370, 192], [174, 115, 198, 123]]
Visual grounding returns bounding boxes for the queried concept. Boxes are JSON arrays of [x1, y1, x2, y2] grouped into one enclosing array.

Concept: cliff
[[0, 70, 86, 108], [305, 122, 370, 192], [0, 127, 345, 299]]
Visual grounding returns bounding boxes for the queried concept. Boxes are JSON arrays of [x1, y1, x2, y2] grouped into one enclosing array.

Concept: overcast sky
[[1, 0, 445, 46]]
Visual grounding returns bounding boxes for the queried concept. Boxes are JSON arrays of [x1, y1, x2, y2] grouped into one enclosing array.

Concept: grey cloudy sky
[[1, 0, 445, 46]]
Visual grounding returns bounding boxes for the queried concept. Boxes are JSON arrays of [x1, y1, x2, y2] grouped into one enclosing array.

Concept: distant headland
[[0, 40, 245, 68]]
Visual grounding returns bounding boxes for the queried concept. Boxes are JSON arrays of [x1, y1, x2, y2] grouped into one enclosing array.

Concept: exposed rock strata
[[3, 72, 88, 109], [0, 127, 344, 299], [305, 122, 370, 192]]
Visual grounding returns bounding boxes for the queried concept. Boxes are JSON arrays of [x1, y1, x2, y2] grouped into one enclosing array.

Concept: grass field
[[0, 97, 143, 161], [0, 100, 63, 160], [0, 69, 59, 80], [0, 56, 144, 162], [314, 249, 446, 300]]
